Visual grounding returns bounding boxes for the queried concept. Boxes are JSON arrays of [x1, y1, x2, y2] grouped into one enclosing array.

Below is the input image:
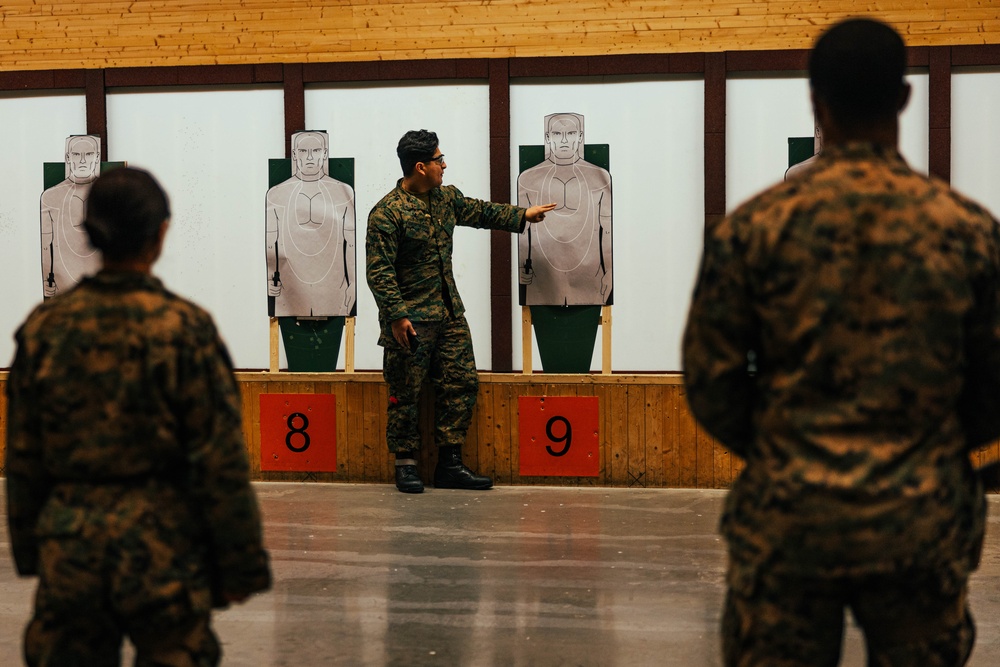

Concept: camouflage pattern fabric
[[6, 270, 271, 666], [722, 568, 974, 667], [683, 142, 1000, 663], [366, 180, 525, 346], [25, 484, 222, 667], [382, 316, 478, 453], [367, 181, 525, 452]]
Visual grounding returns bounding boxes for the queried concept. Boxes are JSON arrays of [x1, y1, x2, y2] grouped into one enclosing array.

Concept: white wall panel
[[0, 92, 87, 366], [510, 76, 704, 372], [306, 81, 492, 370], [107, 86, 285, 369], [727, 71, 930, 213], [953, 69, 1000, 217]]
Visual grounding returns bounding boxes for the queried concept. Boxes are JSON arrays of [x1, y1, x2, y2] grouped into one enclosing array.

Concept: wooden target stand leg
[[601, 305, 612, 375], [521, 306, 533, 375], [268, 316, 356, 373], [520, 305, 613, 375], [344, 316, 356, 373], [269, 317, 280, 372]]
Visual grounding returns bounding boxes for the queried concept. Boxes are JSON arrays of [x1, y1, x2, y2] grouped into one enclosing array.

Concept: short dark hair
[[809, 18, 907, 128], [397, 129, 438, 177], [83, 167, 170, 261]]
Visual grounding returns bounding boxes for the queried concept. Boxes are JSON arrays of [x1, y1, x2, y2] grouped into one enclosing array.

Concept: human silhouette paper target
[[40, 135, 125, 299], [265, 130, 356, 317], [518, 113, 613, 307]]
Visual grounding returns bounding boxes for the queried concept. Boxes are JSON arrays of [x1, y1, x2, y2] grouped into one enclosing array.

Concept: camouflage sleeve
[[365, 205, 408, 323], [4, 326, 50, 576], [682, 217, 759, 457], [450, 186, 526, 234], [959, 216, 1000, 450], [177, 320, 270, 604]]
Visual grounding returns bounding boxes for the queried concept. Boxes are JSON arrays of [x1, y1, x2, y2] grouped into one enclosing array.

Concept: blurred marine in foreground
[[684, 18, 1000, 667]]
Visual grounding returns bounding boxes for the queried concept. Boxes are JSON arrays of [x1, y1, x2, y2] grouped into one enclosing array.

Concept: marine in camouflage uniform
[[368, 180, 525, 444], [6, 168, 270, 667], [367, 130, 554, 493], [682, 20, 1000, 667]]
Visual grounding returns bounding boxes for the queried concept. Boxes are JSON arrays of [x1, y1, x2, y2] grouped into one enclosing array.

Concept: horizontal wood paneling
[[0, 371, 996, 490], [1, 1, 997, 73], [233, 372, 703, 486]]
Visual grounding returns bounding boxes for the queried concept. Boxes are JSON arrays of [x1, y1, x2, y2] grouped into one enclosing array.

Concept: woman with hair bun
[[6, 167, 271, 666]]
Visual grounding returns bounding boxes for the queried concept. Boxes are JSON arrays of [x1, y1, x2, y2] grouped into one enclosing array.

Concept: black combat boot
[[434, 446, 493, 490], [394, 458, 424, 494]]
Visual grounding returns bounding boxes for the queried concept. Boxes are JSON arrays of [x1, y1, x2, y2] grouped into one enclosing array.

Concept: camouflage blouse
[[683, 142, 1000, 589], [366, 181, 524, 344], [6, 270, 270, 599]]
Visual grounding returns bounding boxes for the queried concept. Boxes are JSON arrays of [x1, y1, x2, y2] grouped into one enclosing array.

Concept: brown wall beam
[[104, 64, 281, 88], [303, 59, 488, 83], [726, 50, 809, 72], [704, 53, 726, 227], [489, 58, 513, 372], [0, 70, 86, 90], [952, 45, 1000, 67], [928, 46, 952, 183], [85, 70, 108, 158], [510, 54, 704, 78], [283, 64, 305, 158]]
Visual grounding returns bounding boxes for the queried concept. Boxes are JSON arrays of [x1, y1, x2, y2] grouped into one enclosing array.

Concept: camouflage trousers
[[25, 484, 221, 667], [722, 566, 975, 667], [382, 315, 478, 453]]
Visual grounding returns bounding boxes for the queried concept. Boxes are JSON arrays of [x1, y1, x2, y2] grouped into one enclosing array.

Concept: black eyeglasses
[[424, 154, 445, 164]]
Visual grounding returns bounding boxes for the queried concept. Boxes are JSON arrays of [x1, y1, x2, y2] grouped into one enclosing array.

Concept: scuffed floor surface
[[2, 482, 999, 666]]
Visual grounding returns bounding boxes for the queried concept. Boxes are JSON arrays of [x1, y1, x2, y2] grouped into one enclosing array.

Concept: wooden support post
[[345, 316, 356, 373], [601, 305, 612, 375], [269, 317, 279, 373], [521, 306, 532, 375]]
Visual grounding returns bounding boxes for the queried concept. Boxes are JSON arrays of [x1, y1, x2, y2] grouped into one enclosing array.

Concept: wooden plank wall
[[236, 372, 733, 488], [1, 1, 998, 72], [3, 371, 999, 490], [0, 372, 735, 488]]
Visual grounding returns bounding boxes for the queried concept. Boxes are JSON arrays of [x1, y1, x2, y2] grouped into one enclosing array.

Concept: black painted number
[[544, 415, 572, 457], [285, 412, 311, 453]]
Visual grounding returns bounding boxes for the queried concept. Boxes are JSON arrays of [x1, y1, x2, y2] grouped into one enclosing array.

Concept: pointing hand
[[526, 203, 558, 223]]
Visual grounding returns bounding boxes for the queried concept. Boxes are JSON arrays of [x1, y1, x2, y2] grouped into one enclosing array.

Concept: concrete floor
[[1, 482, 999, 666]]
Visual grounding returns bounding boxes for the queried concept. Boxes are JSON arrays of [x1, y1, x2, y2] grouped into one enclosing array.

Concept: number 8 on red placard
[[260, 394, 337, 472]]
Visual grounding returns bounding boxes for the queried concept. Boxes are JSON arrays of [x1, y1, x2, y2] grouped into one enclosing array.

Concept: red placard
[[259, 394, 337, 472], [518, 396, 599, 477]]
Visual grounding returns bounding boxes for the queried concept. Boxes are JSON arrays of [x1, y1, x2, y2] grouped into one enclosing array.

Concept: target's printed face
[[293, 134, 328, 178], [67, 136, 100, 181], [546, 118, 582, 160]]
